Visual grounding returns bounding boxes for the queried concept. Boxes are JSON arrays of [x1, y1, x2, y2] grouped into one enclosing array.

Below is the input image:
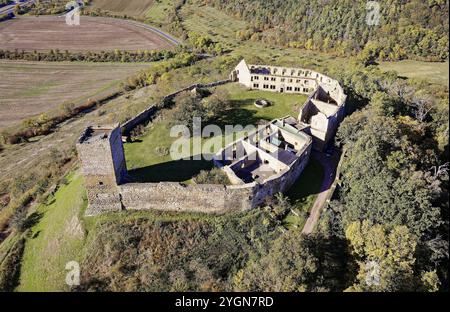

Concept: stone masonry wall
[[119, 182, 254, 214]]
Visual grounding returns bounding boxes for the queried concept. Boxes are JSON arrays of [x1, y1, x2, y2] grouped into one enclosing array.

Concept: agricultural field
[[0, 60, 152, 128], [379, 60, 449, 87], [0, 16, 173, 52], [90, 0, 174, 25], [180, 4, 249, 46], [90, 0, 157, 17]]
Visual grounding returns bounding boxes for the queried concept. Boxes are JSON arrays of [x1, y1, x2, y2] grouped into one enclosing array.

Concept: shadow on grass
[[215, 99, 263, 127], [128, 156, 214, 183], [286, 158, 324, 207]]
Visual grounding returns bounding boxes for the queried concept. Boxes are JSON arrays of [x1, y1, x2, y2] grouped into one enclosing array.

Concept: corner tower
[[76, 124, 127, 216]]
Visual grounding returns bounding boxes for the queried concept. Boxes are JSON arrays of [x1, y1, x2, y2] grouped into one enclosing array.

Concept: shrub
[[155, 146, 170, 157], [0, 236, 25, 291], [193, 168, 230, 185]]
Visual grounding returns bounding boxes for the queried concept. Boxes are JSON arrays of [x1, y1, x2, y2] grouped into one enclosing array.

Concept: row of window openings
[[253, 84, 311, 92], [252, 76, 312, 84], [250, 67, 315, 77]]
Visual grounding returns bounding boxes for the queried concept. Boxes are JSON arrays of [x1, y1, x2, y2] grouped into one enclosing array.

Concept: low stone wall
[[121, 106, 158, 135]]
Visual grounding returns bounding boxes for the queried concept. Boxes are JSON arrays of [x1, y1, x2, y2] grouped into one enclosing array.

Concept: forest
[[204, 0, 449, 61]]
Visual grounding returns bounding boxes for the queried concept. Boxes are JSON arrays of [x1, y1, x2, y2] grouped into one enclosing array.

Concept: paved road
[[0, 0, 34, 15], [58, 12, 182, 46], [302, 149, 341, 235], [124, 19, 181, 46]]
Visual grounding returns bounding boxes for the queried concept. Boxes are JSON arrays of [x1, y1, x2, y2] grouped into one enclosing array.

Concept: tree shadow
[[128, 157, 214, 183], [285, 158, 325, 209], [32, 230, 41, 239], [22, 211, 43, 231], [215, 99, 263, 127]]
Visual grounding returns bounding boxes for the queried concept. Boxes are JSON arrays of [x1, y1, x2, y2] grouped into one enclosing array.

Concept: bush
[[155, 146, 170, 157], [193, 168, 230, 185], [9, 207, 28, 233], [0, 236, 25, 291], [171, 89, 231, 130]]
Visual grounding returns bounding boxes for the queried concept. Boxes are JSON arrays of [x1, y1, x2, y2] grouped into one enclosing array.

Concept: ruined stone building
[[76, 60, 346, 216], [231, 59, 346, 150]]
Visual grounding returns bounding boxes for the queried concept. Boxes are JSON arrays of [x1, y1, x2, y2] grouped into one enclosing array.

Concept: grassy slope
[[283, 158, 324, 229], [181, 4, 249, 46], [17, 172, 86, 291], [379, 60, 449, 87], [144, 0, 174, 24], [179, 2, 342, 72]]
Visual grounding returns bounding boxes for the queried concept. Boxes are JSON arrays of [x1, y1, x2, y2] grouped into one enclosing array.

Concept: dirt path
[[302, 149, 341, 235]]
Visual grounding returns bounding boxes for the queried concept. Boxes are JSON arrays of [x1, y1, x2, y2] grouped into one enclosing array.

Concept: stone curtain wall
[[119, 182, 255, 214]]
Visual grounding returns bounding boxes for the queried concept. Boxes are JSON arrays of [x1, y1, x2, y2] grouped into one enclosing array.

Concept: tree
[[410, 92, 435, 122], [337, 116, 441, 236], [171, 92, 205, 131], [357, 41, 382, 66], [421, 270, 440, 292], [345, 221, 417, 291], [234, 231, 319, 291]]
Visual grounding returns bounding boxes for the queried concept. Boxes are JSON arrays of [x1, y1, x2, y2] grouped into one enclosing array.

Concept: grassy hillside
[[10, 164, 323, 291], [17, 172, 86, 291], [6, 168, 288, 291], [379, 60, 449, 87], [203, 0, 449, 61]]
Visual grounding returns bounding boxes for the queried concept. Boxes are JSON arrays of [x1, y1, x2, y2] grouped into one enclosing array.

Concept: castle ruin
[[76, 59, 346, 216]]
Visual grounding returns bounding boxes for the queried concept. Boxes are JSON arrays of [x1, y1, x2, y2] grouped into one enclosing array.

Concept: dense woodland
[[205, 0, 449, 61], [316, 59, 449, 291]]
